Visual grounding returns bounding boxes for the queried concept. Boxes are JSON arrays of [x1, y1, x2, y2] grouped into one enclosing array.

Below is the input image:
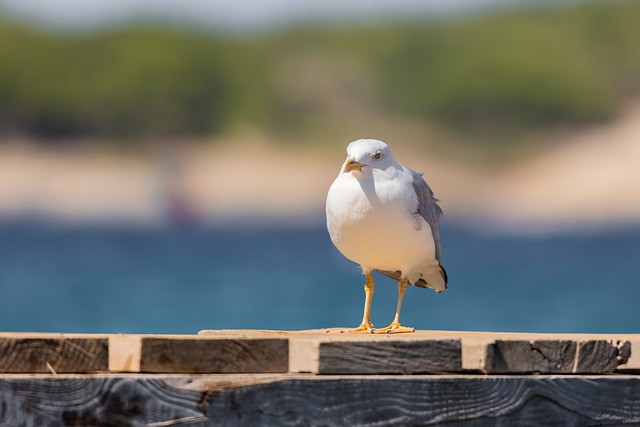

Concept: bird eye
[[373, 152, 382, 160]]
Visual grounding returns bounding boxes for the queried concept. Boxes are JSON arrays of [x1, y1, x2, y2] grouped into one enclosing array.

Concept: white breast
[[326, 168, 436, 274]]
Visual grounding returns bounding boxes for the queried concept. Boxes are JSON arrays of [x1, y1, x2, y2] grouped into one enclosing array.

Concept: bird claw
[[346, 323, 374, 333]]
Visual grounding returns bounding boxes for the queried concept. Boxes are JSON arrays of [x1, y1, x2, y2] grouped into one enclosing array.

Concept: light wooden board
[[2, 374, 640, 426]]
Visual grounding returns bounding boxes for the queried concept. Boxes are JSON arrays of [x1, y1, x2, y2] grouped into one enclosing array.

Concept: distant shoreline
[[1, 102, 639, 231]]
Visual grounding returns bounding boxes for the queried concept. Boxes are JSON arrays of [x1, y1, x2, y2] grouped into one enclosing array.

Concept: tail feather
[[376, 264, 448, 293]]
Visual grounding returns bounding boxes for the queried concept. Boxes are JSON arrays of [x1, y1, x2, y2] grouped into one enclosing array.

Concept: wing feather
[[375, 169, 447, 290], [410, 169, 443, 261]]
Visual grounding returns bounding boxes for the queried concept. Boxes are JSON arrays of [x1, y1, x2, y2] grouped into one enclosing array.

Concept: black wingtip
[[441, 264, 448, 289]]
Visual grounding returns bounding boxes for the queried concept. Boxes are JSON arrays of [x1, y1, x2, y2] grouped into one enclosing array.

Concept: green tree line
[[1, 0, 639, 142]]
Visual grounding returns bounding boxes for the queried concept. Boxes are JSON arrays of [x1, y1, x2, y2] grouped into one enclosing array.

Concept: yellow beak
[[343, 156, 366, 173]]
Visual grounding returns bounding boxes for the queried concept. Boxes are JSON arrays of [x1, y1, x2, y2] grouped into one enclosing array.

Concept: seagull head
[[341, 139, 396, 174]]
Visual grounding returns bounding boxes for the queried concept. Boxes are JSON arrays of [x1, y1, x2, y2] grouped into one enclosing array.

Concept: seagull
[[326, 139, 447, 333]]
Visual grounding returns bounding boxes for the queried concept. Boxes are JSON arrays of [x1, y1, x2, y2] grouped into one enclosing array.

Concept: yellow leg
[[349, 271, 374, 333], [373, 277, 415, 334]]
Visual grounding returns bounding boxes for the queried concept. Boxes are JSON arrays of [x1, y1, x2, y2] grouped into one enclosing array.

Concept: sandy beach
[[1, 102, 639, 231]]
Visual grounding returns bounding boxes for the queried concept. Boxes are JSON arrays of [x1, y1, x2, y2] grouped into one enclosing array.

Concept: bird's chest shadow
[[356, 169, 415, 221], [357, 178, 383, 208]]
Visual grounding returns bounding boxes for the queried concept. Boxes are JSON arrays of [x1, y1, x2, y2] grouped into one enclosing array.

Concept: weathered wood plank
[[201, 329, 640, 373], [139, 338, 289, 373], [0, 331, 637, 375], [204, 375, 640, 426], [576, 340, 632, 374], [317, 339, 461, 374], [0, 375, 206, 426], [485, 339, 631, 374], [0, 338, 108, 373], [3, 374, 640, 426], [485, 340, 577, 374]]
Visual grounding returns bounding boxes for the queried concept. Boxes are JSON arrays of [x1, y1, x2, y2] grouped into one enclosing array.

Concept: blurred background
[[0, 0, 639, 334]]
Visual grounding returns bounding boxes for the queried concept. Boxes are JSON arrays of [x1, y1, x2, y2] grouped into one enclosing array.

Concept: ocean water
[[0, 222, 638, 334]]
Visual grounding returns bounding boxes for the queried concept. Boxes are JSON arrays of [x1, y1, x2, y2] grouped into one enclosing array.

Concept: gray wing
[[411, 169, 443, 261], [376, 168, 447, 289]]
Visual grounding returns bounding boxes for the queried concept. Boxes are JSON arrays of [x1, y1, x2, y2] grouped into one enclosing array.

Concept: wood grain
[[0, 331, 636, 375], [576, 340, 631, 373], [204, 375, 640, 425], [0, 375, 207, 426], [7, 374, 639, 426], [485, 339, 632, 374], [485, 340, 577, 374], [0, 338, 108, 373], [318, 339, 461, 374], [139, 338, 289, 373]]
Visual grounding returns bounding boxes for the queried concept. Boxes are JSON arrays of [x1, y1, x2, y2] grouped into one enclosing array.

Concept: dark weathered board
[[0, 338, 108, 373], [205, 376, 640, 426], [2, 374, 640, 426], [0, 376, 206, 426], [318, 339, 461, 374], [485, 340, 577, 374], [576, 340, 632, 374], [139, 338, 289, 373], [485, 339, 631, 374]]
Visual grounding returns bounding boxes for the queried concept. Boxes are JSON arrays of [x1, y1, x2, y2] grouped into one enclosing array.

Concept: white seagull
[[326, 139, 447, 333]]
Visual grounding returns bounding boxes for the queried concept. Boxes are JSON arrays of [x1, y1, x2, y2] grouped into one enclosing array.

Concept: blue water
[[0, 222, 638, 334]]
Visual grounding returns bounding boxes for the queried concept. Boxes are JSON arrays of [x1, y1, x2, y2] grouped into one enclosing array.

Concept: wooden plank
[[203, 375, 640, 425], [576, 340, 632, 373], [139, 331, 637, 375], [317, 339, 461, 374], [0, 331, 636, 375], [0, 375, 207, 426], [485, 340, 577, 374], [139, 337, 289, 373], [2, 374, 640, 425], [485, 339, 632, 374], [0, 337, 108, 373], [283, 331, 463, 374]]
